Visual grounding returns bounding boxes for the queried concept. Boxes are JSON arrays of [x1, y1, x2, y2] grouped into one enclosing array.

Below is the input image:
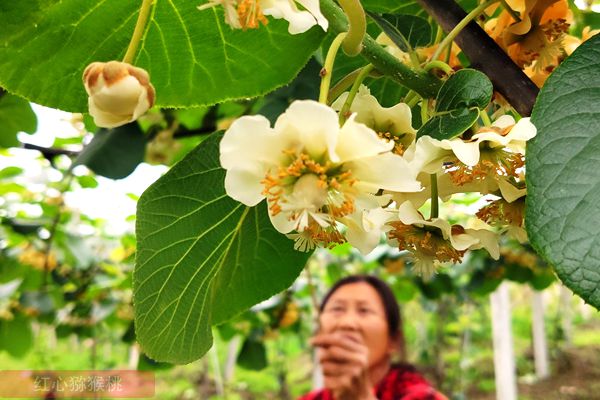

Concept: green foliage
[[0, 314, 33, 358], [134, 133, 310, 363], [0, 93, 37, 147], [527, 33, 600, 309], [237, 336, 268, 370], [367, 13, 432, 52], [418, 69, 493, 139], [73, 123, 146, 179], [0, 1, 324, 111]]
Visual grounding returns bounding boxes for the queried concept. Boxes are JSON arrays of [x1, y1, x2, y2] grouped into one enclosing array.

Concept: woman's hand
[[311, 332, 378, 400]]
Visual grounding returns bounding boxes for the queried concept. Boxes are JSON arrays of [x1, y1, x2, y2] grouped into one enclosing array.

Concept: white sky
[[2, 104, 167, 235]]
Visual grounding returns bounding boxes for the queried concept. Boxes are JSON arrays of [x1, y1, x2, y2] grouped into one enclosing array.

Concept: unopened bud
[[83, 61, 155, 128]]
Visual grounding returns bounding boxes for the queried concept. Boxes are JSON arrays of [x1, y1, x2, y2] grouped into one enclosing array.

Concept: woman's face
[[319, 282, 395, 367]]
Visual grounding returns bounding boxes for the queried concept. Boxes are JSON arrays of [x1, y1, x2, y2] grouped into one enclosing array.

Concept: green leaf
[[367, 13, 432, 52], [258, 58, 321, 124], [417, 69, 492, 140], [417, 108, 480, 140], [237, 337, 268, 370], [0, 1, 324, 111], [527, 33, 600, 309], [0, 93, 37, 148], [76, 175, 99, 189], [73, 123, 146, 179], [436, 69, 493, 112], [134, 133, 309, 364], [0, 314, 33, 358], [0, 167, 23, 180], [391, 277, 418, 303]]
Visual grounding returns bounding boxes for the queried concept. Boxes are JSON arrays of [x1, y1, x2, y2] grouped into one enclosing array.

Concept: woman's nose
[[335, 310, 359, 330]]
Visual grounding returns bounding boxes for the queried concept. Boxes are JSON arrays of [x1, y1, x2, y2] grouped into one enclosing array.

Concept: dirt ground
[[468, 346, 600, 400]]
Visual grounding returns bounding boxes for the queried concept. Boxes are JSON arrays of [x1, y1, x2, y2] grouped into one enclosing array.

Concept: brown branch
[[22, 142, 80, 157], [416, 0, 539, 116]]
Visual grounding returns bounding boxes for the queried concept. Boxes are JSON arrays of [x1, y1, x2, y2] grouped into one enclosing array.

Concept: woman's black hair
[[319, 274, 401, 338]]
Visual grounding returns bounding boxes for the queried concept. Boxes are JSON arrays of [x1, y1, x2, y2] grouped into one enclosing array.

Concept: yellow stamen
[[388, 221, 464, 264], [237, 0, 268, 29]]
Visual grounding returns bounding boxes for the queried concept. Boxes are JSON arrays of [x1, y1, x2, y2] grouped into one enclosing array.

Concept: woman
[[300, 275, 447, 400]]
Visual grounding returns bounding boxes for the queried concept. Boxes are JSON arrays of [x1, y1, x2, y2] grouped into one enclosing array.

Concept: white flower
[[198, 0, 327, 34], [332, 85, 416, 151], [438, 116, 536, 167], [342, 195, 394, 255], [262, 0, 328, 34], [388, 201, 498, 279], [83, 61, 155, 128], [405, 116, 535, 197], [220, 100, 421, 250]]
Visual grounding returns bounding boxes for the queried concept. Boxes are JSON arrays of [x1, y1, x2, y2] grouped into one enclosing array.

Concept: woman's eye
[[359, 308, 373, 314]]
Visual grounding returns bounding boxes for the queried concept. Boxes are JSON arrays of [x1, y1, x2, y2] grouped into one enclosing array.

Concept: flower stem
[[421, 97, 430, 124], [320, 0, 442, 99], [424, 60, 454, 75], [123, 0, 154, 64], [338, 0, 366, 56], [319, 32, 347, 104], [480, 109, 492, 126], [430, 173, 439, 219], [429, 0, 499, 62], [328, 67, 380, 104], [339, 64, 375, 124], [406, 93, 420, 108], [404, 90, 418, 104], [500, 0, 521, 22]]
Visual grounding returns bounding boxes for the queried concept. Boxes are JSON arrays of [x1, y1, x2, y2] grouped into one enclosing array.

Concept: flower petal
[[224, 167, 267, 206], [336, 114, 393, 162], [262, 0, 319, 34], [274, 100, 340, 162], [220, 115, 283, 170], [350, 152, 421, 193]]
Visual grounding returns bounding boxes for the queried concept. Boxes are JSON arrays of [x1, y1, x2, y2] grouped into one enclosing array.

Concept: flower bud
[[83, 61, 155, 128]]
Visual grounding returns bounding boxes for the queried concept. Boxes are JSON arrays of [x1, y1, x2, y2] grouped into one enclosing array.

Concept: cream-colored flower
[[406, 116, 535, 191], [342, 195, 395, 255], [220, 100, 421, 251], [83, 61, 155, 128], [198, 0, 328, 34], [332, 85, 416, 153], [388, 201, 497, 279]]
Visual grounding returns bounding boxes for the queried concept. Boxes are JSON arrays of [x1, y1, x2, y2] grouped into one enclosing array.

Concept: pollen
[[388, 222, 465, 264], [445, 149, 525, 186], [261, 149, 358, 223], [476, 197, 525, 227], [377, 131, 406, 155], [237, 0, 268, 29]]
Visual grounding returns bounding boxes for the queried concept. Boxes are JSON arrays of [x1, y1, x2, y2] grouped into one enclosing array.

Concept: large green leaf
[[134, 133, 309, 363], [73, 123, 146, 179], [526, 33, 600, 309], [0, 1, 324, 111], [0, 93, 37, 148]]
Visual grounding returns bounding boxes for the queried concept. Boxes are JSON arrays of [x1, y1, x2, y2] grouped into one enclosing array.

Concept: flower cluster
[[219, 86, 537, 278]]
